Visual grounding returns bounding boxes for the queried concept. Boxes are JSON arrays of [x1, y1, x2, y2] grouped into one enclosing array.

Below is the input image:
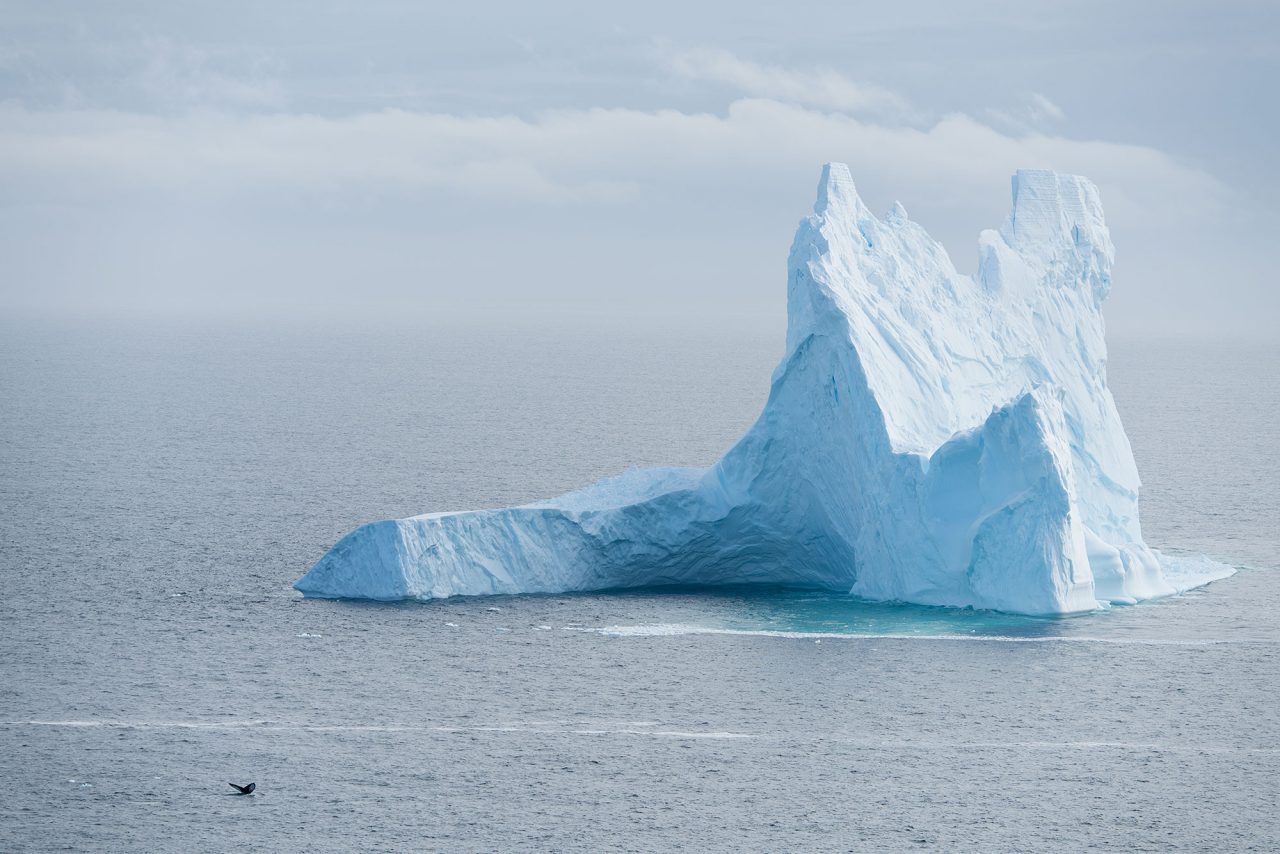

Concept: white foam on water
[[3, 719, 754, 739], [566, 624, 1271, 645], [9, 720, 1276, 754], [570, 729, 753, 739]]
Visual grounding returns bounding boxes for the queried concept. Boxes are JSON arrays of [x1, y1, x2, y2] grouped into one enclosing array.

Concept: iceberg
[[296, 164, 1233, 614]]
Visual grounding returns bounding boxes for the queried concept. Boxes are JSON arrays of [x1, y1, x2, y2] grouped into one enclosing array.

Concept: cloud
[[0, 98, 1223, 226], [668, 47, 909, 115], [0, 45, 1217, 232], [0, 91, 1244, 334], [1029, 93, 1065, 122], [986, 92, 1069, 135], [135, 38, 286, 111]]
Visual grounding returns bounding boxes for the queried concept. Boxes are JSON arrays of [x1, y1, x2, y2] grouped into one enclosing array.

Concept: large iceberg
[[296, 164, 1232, 614]]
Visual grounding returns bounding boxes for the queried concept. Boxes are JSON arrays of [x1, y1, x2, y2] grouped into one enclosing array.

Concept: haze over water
[[1, 317, 1276, 851]]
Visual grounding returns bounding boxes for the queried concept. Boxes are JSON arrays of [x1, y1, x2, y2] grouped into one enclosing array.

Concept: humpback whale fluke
[[228, 782, 256, 795]]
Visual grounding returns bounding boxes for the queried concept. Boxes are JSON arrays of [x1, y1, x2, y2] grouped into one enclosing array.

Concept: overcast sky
[[2, 0, 1276, 338]]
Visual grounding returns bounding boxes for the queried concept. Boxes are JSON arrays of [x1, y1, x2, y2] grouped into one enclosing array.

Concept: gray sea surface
[[1, 316, 1277, 852]]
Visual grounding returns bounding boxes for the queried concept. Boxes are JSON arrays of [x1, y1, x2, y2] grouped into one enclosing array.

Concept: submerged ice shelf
[[296, 164, 1233, 615]]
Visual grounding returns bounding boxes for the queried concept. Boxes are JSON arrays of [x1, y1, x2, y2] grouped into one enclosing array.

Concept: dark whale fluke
[[228, 782, 256, 795]]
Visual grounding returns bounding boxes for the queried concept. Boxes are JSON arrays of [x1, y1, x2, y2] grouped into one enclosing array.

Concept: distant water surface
[[0, 317, 1276, 852]]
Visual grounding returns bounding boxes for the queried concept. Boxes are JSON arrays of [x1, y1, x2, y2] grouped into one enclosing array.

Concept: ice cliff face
[[295, 164, 1231, 615]]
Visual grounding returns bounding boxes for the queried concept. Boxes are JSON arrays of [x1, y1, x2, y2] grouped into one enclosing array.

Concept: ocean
[[1, 316, 1276, 852]]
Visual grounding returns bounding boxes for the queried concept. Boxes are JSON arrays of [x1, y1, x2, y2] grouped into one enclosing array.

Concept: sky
[[1, 0, 1277, 338]]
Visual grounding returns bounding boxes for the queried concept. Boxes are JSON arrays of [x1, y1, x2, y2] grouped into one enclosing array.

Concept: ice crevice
[[295, 163, 1234, 614]]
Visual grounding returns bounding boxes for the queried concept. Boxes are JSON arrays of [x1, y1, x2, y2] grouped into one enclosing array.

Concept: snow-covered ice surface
[[296, 164, 1234, 614]]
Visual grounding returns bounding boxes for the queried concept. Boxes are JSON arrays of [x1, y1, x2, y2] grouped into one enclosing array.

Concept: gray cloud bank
[[1, 1, 1275, 338]]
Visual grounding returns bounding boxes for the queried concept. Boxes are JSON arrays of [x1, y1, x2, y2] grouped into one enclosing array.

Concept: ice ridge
[[294, 164, 1233, 614]]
